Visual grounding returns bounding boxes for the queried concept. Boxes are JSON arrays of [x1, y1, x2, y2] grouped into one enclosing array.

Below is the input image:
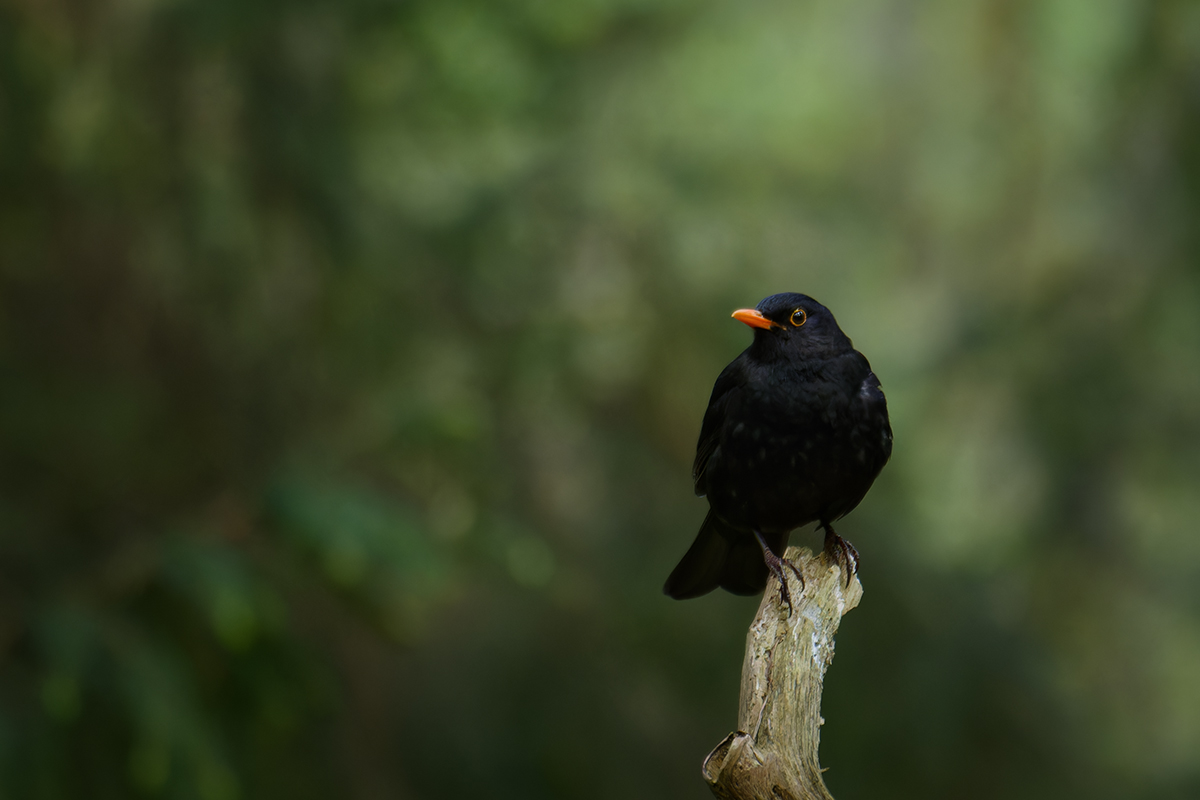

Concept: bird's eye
[[790, 309, 807, 327]]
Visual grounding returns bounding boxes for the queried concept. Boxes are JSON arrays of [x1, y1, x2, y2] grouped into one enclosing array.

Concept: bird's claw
[[757, 537, 805, 614], [822, 525, 859, 588]]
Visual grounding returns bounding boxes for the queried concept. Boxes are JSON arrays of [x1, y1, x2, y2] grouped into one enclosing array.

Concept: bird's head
[[732, 292, 853, 359]]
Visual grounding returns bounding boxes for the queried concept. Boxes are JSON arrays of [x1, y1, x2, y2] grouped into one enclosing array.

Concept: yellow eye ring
[[790, 308, 807, 327]]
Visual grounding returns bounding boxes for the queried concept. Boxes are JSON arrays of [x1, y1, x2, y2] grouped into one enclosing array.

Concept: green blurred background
[[2, 0, 1200, 797]]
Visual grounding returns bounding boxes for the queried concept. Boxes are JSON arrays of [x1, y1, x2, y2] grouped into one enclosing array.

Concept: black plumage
[[664, 293, 892, 600]]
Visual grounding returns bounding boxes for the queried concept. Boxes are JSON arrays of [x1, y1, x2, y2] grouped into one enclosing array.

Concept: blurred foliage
[[2, 0, 1200, 798]]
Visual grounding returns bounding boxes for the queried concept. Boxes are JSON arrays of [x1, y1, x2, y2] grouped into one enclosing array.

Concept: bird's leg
[[753, 530, 805, 613], [821, 523, 859, 588]]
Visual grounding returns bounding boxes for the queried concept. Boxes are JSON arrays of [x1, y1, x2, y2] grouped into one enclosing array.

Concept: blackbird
[[663, 293, 892, 603]]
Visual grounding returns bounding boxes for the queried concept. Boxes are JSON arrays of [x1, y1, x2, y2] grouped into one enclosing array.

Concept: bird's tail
[[663, 513, 789, 599]]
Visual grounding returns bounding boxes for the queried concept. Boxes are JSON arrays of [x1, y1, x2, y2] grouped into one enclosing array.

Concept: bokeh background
[[3, 0, 1200, 798]]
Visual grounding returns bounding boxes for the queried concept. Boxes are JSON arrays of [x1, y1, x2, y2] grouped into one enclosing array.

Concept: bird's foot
[[754, 531, 805, 614], [822, 524, 859, 588]]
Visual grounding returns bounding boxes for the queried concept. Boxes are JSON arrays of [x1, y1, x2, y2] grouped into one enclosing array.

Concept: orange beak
[[731, 308, 780, 330]]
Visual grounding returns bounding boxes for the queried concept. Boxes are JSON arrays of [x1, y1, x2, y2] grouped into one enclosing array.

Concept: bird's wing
[[857, 360, 893, 463], [858, 369, 886, 407], [692, 357, 745, 497]]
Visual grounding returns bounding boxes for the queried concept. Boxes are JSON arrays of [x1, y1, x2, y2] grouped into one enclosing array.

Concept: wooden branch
[[702, 546, 863, 800]]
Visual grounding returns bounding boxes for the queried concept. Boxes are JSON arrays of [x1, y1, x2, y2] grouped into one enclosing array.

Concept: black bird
[[664, 293, 892, 602]]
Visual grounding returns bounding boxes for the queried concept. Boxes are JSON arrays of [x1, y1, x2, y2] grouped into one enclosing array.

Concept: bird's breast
[[704, 367, 888, 531]]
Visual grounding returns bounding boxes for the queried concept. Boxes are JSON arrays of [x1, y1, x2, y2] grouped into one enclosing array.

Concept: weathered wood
[[702, 546, 863, 800]]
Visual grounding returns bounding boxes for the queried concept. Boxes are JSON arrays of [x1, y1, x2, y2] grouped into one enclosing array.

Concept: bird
[[663, 292, 892, 605]]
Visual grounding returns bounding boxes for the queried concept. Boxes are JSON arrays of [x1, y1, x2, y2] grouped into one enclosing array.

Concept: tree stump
[[701, 546, 863, 800]]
